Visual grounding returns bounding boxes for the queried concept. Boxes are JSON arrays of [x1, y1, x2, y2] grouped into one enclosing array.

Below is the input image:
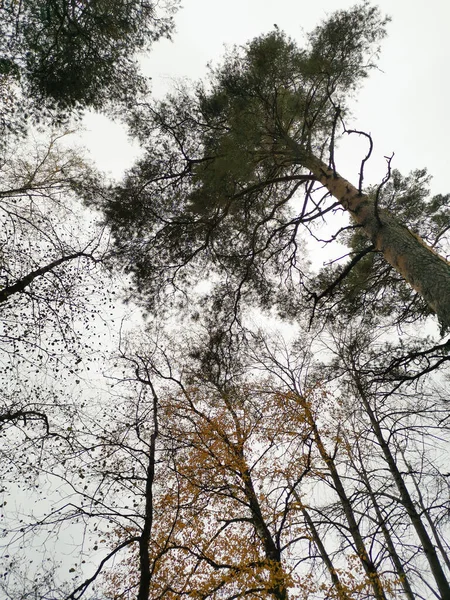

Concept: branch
[[374, 153, 394, 226], [0, 250, 95, 303], [0, 409, 51, 433], [66, 537, 139, 600], [328, 105, 341, 176], [308, 244, 376, 327], [344, 128, 374, 194]]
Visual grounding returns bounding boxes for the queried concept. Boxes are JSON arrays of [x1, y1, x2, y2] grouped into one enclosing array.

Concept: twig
[[374, 152, 394, 226], [329, 105, 341, 176], [344, 129, 374, 194], [308, 245, 375, 328], [66, 537, 139, 600]]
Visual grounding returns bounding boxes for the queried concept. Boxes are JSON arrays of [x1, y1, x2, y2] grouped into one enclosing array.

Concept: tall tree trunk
[[224, 396, 289, 600], [137, 381, 159, 600], [352, 438, 416, 600], [288, 140, 450, 331], [352, 372, 450, 600], [301, 399, 388, 600], [400, 449, 450, 572], [290, 484, 352, 600], [240, 461, 289, 600]]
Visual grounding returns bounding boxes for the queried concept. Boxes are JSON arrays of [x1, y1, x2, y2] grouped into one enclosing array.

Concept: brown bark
[[296, 147, 450, 331]]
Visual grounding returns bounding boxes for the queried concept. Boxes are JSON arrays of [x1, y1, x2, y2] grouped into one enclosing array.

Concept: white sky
[[10, 2, 450, 589], [81, 0, 450, 198]]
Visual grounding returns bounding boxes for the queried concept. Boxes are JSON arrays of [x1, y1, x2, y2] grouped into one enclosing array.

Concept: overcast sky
[[13, 2, 449, 585], [82, 0, 450, 197]]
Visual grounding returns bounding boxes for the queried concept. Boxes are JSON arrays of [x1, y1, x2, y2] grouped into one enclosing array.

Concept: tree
[[4, 313, 448, 598], [328, 324, 450, 599], [96, 334, 325, 599], [0, 0, 178, 133], [0, 132, 118, 597], [306, 167, 450, 328], [2, 4, 450, 598], [0, 131, 111, 361], [0, 350, 155, 600], [93, 334, 296, 600], [252, 323, 450, 599], [102, 3, 450, 331], [90, 323, 450, 599]]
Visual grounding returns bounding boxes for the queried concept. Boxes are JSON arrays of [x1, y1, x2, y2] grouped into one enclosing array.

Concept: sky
[[81, 0, 450, 200], [7, 2, 450, 592]]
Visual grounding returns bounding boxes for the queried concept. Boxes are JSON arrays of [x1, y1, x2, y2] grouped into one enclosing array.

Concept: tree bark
[[296, 147, 450, 332], [352, 372, 450, 600], [240, 462, 289, 600]]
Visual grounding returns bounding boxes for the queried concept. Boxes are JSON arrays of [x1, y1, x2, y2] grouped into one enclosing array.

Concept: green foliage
[[103, 4, 389, 317], [2, 5, 450, 598], [307, 2, 389, 85], [0, 0, 177, 130], [314, 169, 450, 325], [201, 2, 388, 154]]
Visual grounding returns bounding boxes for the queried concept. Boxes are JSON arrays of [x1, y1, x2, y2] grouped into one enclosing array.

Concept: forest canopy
[[0, 0, 177, 135], [0, 2, 449, 599], [103, 4, 450, 331]]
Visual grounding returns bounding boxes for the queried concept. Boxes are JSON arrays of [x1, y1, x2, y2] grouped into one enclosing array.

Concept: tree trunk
[[298, 148, 450, 331], [240, 462, 289, 600], [221, 394, 289, 600], [301, 400, 388, 600], [294, 495, 352, 600], [137, 382, 159, 600], [353, 439, 416, 600], [352, 373, 450, 600], [401, 452, 450, 573]]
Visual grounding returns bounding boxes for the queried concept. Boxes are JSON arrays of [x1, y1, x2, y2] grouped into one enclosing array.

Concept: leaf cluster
[[0, 0, 178, 133], [101, 3, 390, 322]]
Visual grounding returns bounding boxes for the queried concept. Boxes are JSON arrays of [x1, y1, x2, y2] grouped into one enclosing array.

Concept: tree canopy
[[1, 2, 450, 599], [0, 0, 177, 133], [102, 3, 450, 332]]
